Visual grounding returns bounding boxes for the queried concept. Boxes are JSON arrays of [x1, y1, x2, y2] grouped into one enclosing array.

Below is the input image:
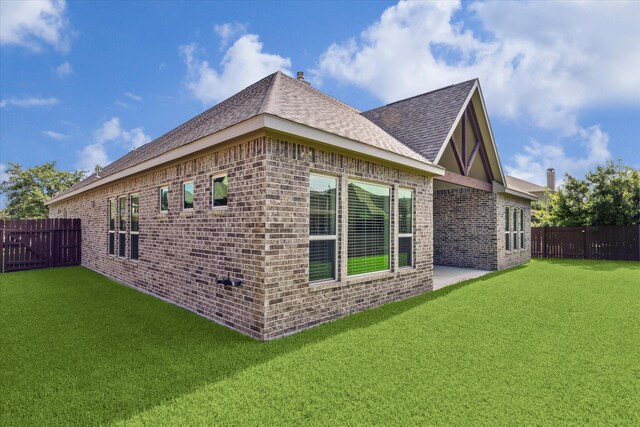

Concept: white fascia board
[[493, 181, 538, 201], [46, 115, 266, 205], [504, 187, 538, 201], [433, 80, 478, 165], [263, 114, 445, 177], [475, 82, 506, 184]]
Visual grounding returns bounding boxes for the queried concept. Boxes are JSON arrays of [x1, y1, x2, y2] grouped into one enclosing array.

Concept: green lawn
[[1, 259, 639, 426]]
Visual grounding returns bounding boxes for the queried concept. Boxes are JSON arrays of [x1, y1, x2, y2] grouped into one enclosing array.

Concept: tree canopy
[[532, 160, 640, 227], [0, 162, 85, 219]]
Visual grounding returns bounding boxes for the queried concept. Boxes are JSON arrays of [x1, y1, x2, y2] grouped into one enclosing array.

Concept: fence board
[[1, 218, 81, 272], [532, 225, 639, 261]]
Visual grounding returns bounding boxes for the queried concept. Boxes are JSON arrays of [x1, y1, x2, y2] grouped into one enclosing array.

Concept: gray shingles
[[58, 72, 462, 200], [361, 79, 477, 162]]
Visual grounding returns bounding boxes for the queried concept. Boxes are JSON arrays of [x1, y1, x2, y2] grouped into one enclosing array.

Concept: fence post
[[543, 227, 547, 258], [1, 220, 4, 273]]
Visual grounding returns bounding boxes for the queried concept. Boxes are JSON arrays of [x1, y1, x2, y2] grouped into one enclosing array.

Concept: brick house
[[47, 71, 536, 340]]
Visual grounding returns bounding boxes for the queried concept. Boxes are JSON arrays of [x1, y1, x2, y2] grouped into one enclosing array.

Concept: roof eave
[[262, 114, 445, 177], [47, 113, 444, 206]]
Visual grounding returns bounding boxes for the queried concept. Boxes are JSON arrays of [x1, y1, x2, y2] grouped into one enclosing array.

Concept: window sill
[[346, 270, 394, 285], [309, 280, 341, 292], [397, 266, 416, 276]]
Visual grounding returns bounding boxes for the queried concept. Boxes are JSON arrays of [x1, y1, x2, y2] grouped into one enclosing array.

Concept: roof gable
[[361, 79, 477, 162]]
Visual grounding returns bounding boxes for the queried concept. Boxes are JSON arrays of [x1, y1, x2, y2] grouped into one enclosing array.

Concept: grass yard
[[1, 259, 639, 426]]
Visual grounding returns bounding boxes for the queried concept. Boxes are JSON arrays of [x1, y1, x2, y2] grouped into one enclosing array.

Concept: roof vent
[[296, 71, 311, 85], [95, 165, 102, 178]]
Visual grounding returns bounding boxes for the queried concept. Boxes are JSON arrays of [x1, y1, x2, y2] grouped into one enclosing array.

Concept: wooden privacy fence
[[532, 225, 640, 261], [0, 219, 81, 273]]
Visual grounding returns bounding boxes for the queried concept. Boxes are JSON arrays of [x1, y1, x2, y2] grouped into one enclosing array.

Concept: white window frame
[[309, 173, 338, 283], [347, 179, 392, 277], [520, 209, 525, 249], [118, 196, 127, 258], [159, 186, 169, 213], [398, 188, 414, 269], [182, 180, 194, 211], [130, 193, 139, 261], [505, 207, 510, 251], [513, 207, 518, 250], [108, 198, 115, 256], [211, 174, 228, 209]]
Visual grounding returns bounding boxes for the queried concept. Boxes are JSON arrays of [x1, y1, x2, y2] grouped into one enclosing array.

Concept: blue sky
[[1, 0, 639, 207]]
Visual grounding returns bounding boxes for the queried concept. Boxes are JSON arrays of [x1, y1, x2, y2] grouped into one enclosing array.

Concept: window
[[309, 174, 337, 282], [520, 209, 525, 249], [108, 199, 115, 255], [160, 186, 169, 212], [130, 194, 139, 260], [118, 197, 127, 257], [348, 180, 390, 276], [513, 208, 518, 249], [505, 207, 510, 250], [183, 181, 194, 210], [212, 175, 228, 208], [398, 188, 413, 268]]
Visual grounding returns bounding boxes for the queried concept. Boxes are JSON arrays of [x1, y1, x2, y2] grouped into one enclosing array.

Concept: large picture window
[[130, 194, 139, 260], [118, 197, 126, 257], [212, 175, 228, 208], [348, 180, 390, 276], [398, 188, 413, 268], [108, 199, 115, 255], [505, 207, 510, 250], [309, 174, 337, 282]]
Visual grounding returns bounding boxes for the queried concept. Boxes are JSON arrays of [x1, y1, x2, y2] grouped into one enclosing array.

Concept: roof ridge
[[258, 71, 281, 114], [365, 78, 478, 112]]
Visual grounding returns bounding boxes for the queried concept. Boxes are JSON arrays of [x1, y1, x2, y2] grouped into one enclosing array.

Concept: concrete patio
[[433, 265, 491, 290]]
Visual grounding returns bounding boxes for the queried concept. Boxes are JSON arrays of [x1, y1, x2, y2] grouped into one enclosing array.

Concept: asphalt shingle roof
[[505, 176, 547, 194], [361, 79, 477, 162], [57, 71, 429, 199]]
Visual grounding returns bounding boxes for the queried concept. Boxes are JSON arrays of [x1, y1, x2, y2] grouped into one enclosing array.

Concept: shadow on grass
[[532, 257, 640, 272], [0, 264, 519, 425]]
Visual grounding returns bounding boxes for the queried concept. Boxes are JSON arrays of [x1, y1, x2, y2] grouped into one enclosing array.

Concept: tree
[[532, 160, 640, 227], [586, 161, 640, 225], [0, 162, 85, 219]]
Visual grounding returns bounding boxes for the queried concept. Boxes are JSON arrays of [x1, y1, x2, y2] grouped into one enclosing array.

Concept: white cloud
[[124, 92, 142, 101], [0, 0, 73, 52], [214, 22, 248, 50], [77, 117, 151, 171], [181, 33, 292, 105], [53, 61, 73, 77], [504, 125, 611, 186], [42, 130, 67, 140], [315, 1, 640, 133], [0, 97, 59, 108], [76, 143, 109, 172]]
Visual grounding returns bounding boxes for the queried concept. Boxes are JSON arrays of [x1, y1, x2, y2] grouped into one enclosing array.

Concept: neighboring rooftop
[[56, 71, 430, 200], [505, 175, 547, 194], [361, 79, 477, 162]]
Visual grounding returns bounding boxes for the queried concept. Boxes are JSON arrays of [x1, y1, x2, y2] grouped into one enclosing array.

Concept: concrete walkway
[[433, 265, 491, 290]]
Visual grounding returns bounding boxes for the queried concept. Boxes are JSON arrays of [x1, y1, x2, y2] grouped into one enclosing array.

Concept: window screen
[[398, 188, 413, 268], [183, 181, 194, 210], [212, 175, 228, 207], [348, 180, 390, 275], [309, 174, 337, 282]]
